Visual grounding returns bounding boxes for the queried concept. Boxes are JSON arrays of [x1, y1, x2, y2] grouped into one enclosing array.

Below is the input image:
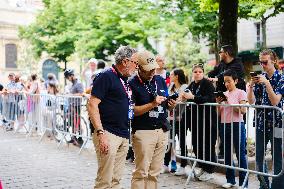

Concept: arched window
[[5, 44, 17, 68]]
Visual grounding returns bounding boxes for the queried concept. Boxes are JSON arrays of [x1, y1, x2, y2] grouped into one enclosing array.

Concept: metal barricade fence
[[0, 93, 91, 154], [26, 94, 42, 137], [54, 95, 90, 154], [172, 102, 284, 188], [0, 92, 28, 133], [34, 94, 57, 142]]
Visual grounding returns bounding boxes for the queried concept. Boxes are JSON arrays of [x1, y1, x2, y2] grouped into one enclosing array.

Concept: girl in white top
[[162, 68, 187, 174]]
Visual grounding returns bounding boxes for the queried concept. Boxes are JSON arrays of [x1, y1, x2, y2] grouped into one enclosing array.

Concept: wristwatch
[[96, 129, 105, 136]]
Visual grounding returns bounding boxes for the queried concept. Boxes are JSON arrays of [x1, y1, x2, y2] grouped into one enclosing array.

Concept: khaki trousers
[[131, 129, 168, 189], [93, 131, 129, 189]]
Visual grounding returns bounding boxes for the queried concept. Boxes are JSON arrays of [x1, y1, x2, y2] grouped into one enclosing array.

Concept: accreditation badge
[[128, 103, 134, 120]]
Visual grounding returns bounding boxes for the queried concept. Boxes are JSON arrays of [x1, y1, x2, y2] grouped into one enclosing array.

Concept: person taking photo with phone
[[247, 49, 284, 189], [161, 68, 188, 174]]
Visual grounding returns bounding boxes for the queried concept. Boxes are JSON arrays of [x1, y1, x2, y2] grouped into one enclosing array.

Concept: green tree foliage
[[75, 0, 161, 59], [163, 20, 208, 70], [239, 0, 284, 48], [21, 0, 282, 69], [20, 0, 162, 62], [199, 0, 284, 49], [157, 0, 216, 69], [160, 0, 218, 56], [20, 0, 96, 62]]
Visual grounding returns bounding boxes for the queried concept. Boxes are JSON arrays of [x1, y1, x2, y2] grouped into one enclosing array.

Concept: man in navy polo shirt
[[129, 50, 176, 189], [88, 46, 138, 189]]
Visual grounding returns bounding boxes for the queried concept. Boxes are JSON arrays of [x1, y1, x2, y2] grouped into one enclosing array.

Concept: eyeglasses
[[127, 58, 139, 68], [259, 60, 268, 66]]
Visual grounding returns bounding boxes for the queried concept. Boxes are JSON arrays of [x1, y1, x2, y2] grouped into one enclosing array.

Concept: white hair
[[114, 46, 137, 65], [88, 58, 97, 64]]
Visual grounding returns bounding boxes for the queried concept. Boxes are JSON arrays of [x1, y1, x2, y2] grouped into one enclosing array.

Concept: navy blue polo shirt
[[91, 66, 130, 138], [129, 75, 169, 131]]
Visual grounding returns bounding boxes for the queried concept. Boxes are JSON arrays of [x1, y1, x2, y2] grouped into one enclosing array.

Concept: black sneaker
[[72, 137, 84, 147], [77, 137, 84, 147], [6, 127, 13, 131], [67, 136, 76, 143]]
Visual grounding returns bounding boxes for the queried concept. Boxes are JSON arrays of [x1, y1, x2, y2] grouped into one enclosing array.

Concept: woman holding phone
[[175, 64, 217, 181], [162, 68, 188, 173]]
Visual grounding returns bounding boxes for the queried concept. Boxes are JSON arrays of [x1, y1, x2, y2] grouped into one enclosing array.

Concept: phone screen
[[250, 72, 257, 77], [168, 93, 179, 101], [214, 91, 227, 100]]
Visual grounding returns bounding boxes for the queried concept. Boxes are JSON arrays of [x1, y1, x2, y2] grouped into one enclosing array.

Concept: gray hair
[[114, 46, 137, 65]]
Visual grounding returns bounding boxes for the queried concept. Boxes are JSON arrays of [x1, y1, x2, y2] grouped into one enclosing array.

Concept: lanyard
[[190, 82, 201, 96], [137, 74, 158, 97], [111, 66, 132, 102]]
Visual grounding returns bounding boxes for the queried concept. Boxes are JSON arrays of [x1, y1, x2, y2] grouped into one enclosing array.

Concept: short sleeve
[[239, 89, 247, 102], [91, 72, 111, 100], [129, 78, 137, 104], [275, 75, 284, 95]]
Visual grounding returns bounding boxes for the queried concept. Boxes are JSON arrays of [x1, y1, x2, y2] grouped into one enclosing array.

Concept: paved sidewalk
[[0, 129, 259, 189]]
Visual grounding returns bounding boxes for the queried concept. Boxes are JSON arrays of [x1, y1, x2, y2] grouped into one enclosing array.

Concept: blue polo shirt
[[91, 66, 130, 138], [129, 75, 169, 131]]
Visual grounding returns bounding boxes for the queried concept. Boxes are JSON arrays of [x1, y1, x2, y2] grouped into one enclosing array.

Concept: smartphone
[[163, 92, 179, 106], [184, 89, 190, 93], [250, 72, 258, 77], [214, 91, 227, 100], [250, 71, 262, 77], [168, 92, 179, 101]]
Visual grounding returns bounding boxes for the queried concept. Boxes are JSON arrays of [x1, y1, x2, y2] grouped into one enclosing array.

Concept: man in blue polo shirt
[[129, 50, 176, 189], [87, 46, 138, 189]]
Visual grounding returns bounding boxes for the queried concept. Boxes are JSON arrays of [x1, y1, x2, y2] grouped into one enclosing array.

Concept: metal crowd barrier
[[54, 95, 90, 154], [0, 92, 28, 133], [0, 93, 91, 154], [172, 102, 284, 188]]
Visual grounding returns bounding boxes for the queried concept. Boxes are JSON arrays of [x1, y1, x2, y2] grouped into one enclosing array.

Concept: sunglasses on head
[[192, 63, 204, 68]]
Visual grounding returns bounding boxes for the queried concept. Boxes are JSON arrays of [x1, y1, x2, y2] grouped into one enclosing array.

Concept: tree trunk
[[219, 0, 238, 55], [261, 18, 267, 49], [214, 39, 220, 64], [64, 61, 67, 86]]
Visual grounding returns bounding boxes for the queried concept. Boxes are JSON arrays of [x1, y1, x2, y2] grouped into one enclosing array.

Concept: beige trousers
[[131, 129, 168, 189], [93, 131, 129, 189]]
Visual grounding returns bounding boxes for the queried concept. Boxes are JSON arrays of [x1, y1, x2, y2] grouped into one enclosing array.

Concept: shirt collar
[[264, 70, 279, 80], [112, 64, 128, 81]]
